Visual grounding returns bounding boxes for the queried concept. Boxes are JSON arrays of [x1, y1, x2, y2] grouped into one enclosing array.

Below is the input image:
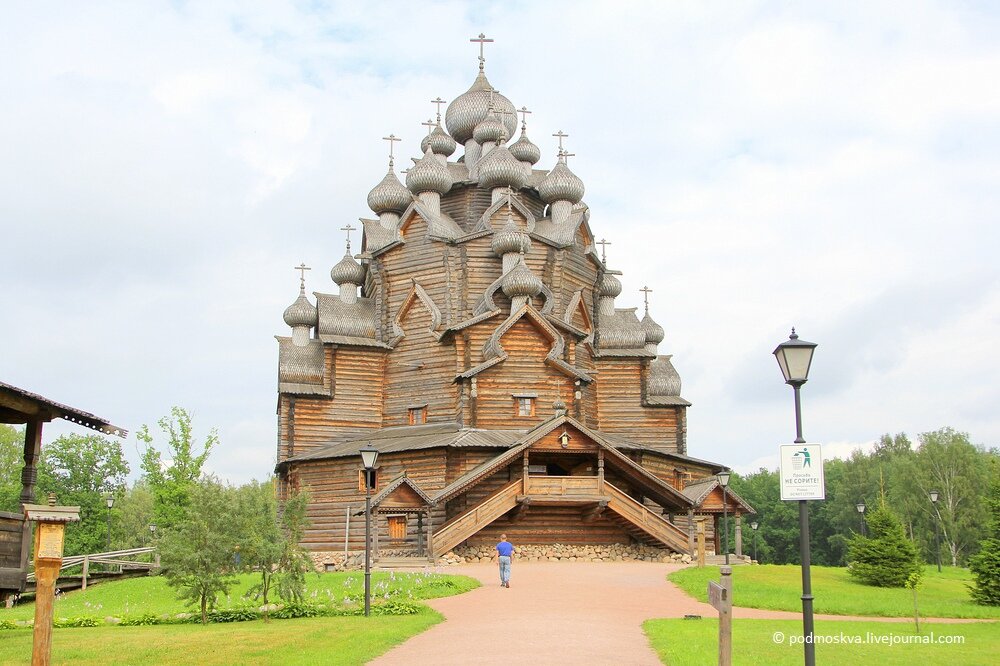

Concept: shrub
[[119, 613, 160, 626], [205, 606, 259, 623], [0, 619, 20, 630], [969, 474, 1000, 605], [848, 505, 922, 587], [53, 616, 102, 628], [370, 600, 421, 616], [271, 602, 324, 619]]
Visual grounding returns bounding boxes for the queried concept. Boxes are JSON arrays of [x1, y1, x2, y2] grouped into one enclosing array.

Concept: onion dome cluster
[[406, 146, 453, 195], [420, 124, 457, 158], [330, 252, 365, 286], [596, 272, 623, 299], [501, 257, 543, 299], [283, 289, 316, 328], [640, 312, 665, 346], [473, 112, 507, 145], [445, 71, 517, 144], [367, 165, 411, 215], [509, 132, 541, 166], [538, 155, 585, 204], [491, 218, 531, 256], [478, 144, 528, 190]]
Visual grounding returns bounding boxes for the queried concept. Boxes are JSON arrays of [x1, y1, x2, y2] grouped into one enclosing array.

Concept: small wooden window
[[358, 469, 379, 492], [515, 396, 535, 417], [408, 406, 427, 425], [387, 515, 407, 542]]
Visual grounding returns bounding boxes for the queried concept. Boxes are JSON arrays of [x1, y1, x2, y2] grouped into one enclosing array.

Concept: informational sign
[[779, 443, 825, 500], [708, 581, 727, 611], [36, 522, 65, 559]]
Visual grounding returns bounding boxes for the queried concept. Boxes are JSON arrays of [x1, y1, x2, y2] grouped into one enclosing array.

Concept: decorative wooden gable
[[370, 475, 433, 513], [389, 280, 443, 345], [531, 422, 599, 452]]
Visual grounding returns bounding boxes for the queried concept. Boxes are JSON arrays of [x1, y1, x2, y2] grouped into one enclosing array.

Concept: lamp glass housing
[[106, 496, 115, 509], [856, 503, 866, 514], [773, 330, 817, 384], [360, 445, 379, 470], [717, 470, 731, 488], [750, 521, 758, 531], [929, 490, 939, 503]]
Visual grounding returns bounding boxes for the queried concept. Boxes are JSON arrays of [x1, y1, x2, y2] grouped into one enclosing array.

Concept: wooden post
[[713, 515, 721, 556], [597, 450, 605, 493], [708, 565, 733, 666], [81, 555, 89, 591], [687, 509, 695, 556], [522, 451, 529, 494], [416, 512, 424, 555], [734, 514, 743, 558], [698, 520, 706, 565], [344, 506, 350, 554]]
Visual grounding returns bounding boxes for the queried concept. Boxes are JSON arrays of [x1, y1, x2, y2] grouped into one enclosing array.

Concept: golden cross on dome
[[294, 263, 311, 290], [340, 224, 357, 252], [422, 118, 436, 135], [382, 133, 401, 164], [431, 97, 447, 123], [640, 285, 653, 313], [596, 238, 611, 263], [517, 106, 532, 131], [552, 130, 568, 153], [470, 33, 494, 71]]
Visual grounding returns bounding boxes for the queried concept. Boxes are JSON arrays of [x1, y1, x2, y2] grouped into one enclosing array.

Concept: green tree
[[37, 433, 129, 555], [0, 425, 25, 512], [159, 476, 237, 624], [112, 481, 156, 550], [138, 407, 217, 531], [968, 462, 1000, 605], [848, 503, 922, 587], [236, 480, 312, 620]]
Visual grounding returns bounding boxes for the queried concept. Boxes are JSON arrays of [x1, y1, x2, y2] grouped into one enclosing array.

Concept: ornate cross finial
[[471, 32, 493, 71], [294, 263, 311, 291], [562, 152, 576, 166], [340, 224, 357, 253], [596, 238, 612, 263], [422, 118, 436, 135], [517, 106, 532, 131], [382, 133, 401, 165], [552, 130, 569, 153], [640, 285, 653, 314], [431, 97, 447, 123]]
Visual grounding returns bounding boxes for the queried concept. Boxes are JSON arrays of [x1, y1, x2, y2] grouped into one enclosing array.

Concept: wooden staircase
[[604, 482, 690, 553], [430, 480, 522, 556]]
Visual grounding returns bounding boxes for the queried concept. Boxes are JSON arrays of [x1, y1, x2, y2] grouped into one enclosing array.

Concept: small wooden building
[[273, 44, 752, 562], [0, 381, 126, 602]]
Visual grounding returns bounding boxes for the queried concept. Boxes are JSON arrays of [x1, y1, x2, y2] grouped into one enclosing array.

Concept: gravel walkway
[[369, 562, 991, 665]]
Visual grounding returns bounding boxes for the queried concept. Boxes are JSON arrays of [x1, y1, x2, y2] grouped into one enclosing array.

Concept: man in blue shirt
[[496, 534, 514, 588]]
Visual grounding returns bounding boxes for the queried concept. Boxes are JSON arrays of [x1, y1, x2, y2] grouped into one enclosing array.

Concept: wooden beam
[[509, 498, 531, 523], [581, 500, 608, 523]]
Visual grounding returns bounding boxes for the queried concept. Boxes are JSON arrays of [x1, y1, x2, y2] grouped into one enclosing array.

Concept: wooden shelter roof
[[369, 473, 434, 509], [0, 381, 126, 437], [681, 476, 755, 514]]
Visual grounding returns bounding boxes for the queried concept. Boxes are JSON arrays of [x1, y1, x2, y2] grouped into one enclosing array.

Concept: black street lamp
[[105, 495, 115, 551], [929, 490, 942, 573], [774, 327, 818, 666], [750, 520, 759, 563], [360, 444, 379, 617], [856, 502, 866, 537], [718, 470, 731, 565]]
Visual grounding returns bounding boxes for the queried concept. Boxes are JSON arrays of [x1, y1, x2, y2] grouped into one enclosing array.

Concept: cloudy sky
[[2, 1, 998, 483]]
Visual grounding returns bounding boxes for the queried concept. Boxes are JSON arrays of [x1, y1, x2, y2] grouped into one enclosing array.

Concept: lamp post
[[149, 523, 157, 542], [750, 520, 759, 563], [360, 444, 379, 617], [929, 490, 941, 572], [774, 327, 818, 666], [717, 470, 731, 565], [105, 495, 115, 551], [856, 502, 866, 537]]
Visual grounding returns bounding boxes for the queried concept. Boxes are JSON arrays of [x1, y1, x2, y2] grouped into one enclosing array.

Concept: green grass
[[0, 612, 442, 665], [668, 565, 1000, 619], [0, 570, 478, 621], [644, 618, 999, 666]]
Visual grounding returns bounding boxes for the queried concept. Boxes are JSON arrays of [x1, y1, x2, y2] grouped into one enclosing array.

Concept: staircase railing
[[604, 482, 689, 553], [431, 480, 521, 556]]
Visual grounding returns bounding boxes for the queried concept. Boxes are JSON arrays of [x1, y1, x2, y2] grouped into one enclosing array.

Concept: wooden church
[[273, 37, 753, 562]]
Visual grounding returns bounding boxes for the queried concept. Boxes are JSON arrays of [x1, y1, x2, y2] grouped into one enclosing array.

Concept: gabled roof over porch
[[369, 473, 434, 513], [681, 476, 755, 514]]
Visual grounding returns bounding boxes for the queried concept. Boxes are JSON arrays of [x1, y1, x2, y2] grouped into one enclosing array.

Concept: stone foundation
[[443, 543, 692, 565]]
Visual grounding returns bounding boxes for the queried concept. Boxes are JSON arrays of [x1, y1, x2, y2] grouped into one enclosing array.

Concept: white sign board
[[779, 444, 825, 500]]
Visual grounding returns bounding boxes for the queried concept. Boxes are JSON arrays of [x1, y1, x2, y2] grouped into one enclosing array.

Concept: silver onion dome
[[596, 272, 622, 298], [491, 218, 531, 256], [473, 113, 507, 145], [477, 145, 528, 190], [501, 257, 543, 298], [283, 290, 316, 327], [538, 157, 585, 204], [445, 71, 517, 145], [420, 124, 457, 157], [367, 165, 412, 215], [330, 252, 365, 286], [640, 312, 665, 345], [406, 146, 453, 195], [509, 132, 541, 165], [648, 356, 682, 396]]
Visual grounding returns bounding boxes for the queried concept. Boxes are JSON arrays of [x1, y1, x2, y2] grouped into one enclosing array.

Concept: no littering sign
[[779, 444, 825, 500]]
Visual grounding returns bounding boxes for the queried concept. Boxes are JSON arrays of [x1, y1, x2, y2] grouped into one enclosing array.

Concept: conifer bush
[[969, 475, 1000, 605], [847, 505, 922, 587]]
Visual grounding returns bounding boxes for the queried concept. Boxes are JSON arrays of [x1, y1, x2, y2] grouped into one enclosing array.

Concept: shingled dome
[[473, 112, 507, 145], [445, 71, 517, 144], [501, 257, 543, 298], [491, 218, 531, 256], [283, 290, 317, 327], [367, 166, 412, 215], [330, 252, 365, 286], [641, 312, 665, 345], [509, 132, 541, 165], [477, 145, 528, 190], [406, 146, 453, 195], [420, 124, 457, 157], [596, 272, 622, 298], [538, 158, 585, 204]]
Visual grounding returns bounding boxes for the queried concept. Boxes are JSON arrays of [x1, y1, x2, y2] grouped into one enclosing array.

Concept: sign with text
[[779, 444, 825, 500], [708, 581, 727, 611]]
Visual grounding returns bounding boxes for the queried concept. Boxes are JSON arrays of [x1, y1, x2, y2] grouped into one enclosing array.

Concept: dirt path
[[369, 562, 991, 665]]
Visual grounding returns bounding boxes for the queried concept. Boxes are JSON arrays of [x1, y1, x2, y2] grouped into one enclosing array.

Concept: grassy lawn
[[0, 612, 442, 665], [0, 570, 478, 621], [668, 565, 1000, 619], [645, 618, 999, 666]]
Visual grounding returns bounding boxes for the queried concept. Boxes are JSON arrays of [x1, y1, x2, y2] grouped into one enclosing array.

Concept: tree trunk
[[201, 595, 207, 625]]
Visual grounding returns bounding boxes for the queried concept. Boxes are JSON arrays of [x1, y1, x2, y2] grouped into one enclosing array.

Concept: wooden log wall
[[594, 359, 681, 454], [469, 506, 632, 546], [638, 454, 714, 490]]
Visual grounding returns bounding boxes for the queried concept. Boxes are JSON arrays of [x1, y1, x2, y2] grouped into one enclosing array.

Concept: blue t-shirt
[[496, 540, 514, 557]]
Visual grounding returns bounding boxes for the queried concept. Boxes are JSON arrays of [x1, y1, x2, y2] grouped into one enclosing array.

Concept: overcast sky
[[2, 1, 998, 483]]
